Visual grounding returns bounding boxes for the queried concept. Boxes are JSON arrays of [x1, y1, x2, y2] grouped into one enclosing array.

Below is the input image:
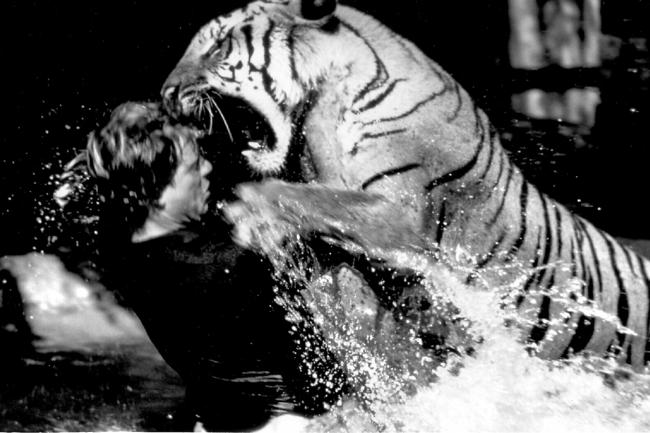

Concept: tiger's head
[[161, 0, 355, 175], [163, 0, 477, 193]]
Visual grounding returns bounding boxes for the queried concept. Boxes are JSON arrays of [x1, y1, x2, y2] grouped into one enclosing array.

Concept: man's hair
[[86, 101, 200, 238]]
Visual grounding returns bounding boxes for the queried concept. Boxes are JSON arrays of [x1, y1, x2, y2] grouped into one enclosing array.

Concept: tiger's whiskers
[[207, 94, 234, 144], [200, 97, 215, 135]]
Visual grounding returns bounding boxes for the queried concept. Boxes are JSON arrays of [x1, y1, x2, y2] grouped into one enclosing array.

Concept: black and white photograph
[[1, 0, 649, 431]]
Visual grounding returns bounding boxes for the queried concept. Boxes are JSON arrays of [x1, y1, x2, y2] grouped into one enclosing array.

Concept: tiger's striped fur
[[162, 0, 650, 368]]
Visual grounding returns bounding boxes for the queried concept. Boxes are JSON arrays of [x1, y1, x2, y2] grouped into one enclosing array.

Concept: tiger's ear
[[295, 0, 337, 21], [86, 132, 110, 179]]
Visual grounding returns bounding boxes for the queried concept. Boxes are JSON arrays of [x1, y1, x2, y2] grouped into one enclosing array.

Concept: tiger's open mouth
[[226, 96, 277, 154], [181, 91, 276, 155]]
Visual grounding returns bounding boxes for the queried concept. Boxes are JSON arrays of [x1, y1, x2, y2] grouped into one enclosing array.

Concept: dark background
[[1, 0, 648, 257]]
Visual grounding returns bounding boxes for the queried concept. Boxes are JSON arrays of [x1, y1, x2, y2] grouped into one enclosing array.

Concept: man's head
[[86, 101, 212, 241]]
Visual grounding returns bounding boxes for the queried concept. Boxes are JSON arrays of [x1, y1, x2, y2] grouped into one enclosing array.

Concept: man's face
[[158, 139, 212, 224]]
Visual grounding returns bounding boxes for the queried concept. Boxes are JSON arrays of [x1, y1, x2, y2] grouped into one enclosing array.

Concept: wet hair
[[86, 101, 201, 239]]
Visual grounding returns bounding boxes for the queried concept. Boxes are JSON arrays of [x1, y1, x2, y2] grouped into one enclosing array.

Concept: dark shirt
[[112, 229, 297, 427]]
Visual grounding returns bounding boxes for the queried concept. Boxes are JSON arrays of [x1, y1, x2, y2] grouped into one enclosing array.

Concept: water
[[6, 248, 650, 432]]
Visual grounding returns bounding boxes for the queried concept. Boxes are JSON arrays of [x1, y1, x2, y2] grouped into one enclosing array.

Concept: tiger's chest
[[300, 89, 426, 192]]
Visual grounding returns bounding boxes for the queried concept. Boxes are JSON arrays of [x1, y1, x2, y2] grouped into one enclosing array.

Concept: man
[[80, 101, 345, 430]]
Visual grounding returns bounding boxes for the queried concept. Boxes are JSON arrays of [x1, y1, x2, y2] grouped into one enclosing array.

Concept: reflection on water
[[0, 255, 186, 431], [0, 342, 185, 432]]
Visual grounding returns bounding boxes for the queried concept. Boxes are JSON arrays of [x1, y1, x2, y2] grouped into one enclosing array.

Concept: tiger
[[160, 0, 650, 369]]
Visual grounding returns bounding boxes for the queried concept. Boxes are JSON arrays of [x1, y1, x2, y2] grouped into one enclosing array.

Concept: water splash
[[225, 180, 650, 433]]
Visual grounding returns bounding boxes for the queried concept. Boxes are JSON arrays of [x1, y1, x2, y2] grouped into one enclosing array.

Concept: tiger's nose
[[161, 84, 178, 101], [161, 84, 181, 114]]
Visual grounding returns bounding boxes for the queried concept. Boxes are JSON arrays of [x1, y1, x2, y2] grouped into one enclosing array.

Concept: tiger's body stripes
[[162, 0, 650, 368]]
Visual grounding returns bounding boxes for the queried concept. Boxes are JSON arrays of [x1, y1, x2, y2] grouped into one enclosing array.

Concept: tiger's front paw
[[221, 187, 297, 253], [221, 199, 259, 249]]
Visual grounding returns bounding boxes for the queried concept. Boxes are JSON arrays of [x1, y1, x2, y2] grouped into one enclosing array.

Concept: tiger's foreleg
[[223, 179, 430, 260]]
